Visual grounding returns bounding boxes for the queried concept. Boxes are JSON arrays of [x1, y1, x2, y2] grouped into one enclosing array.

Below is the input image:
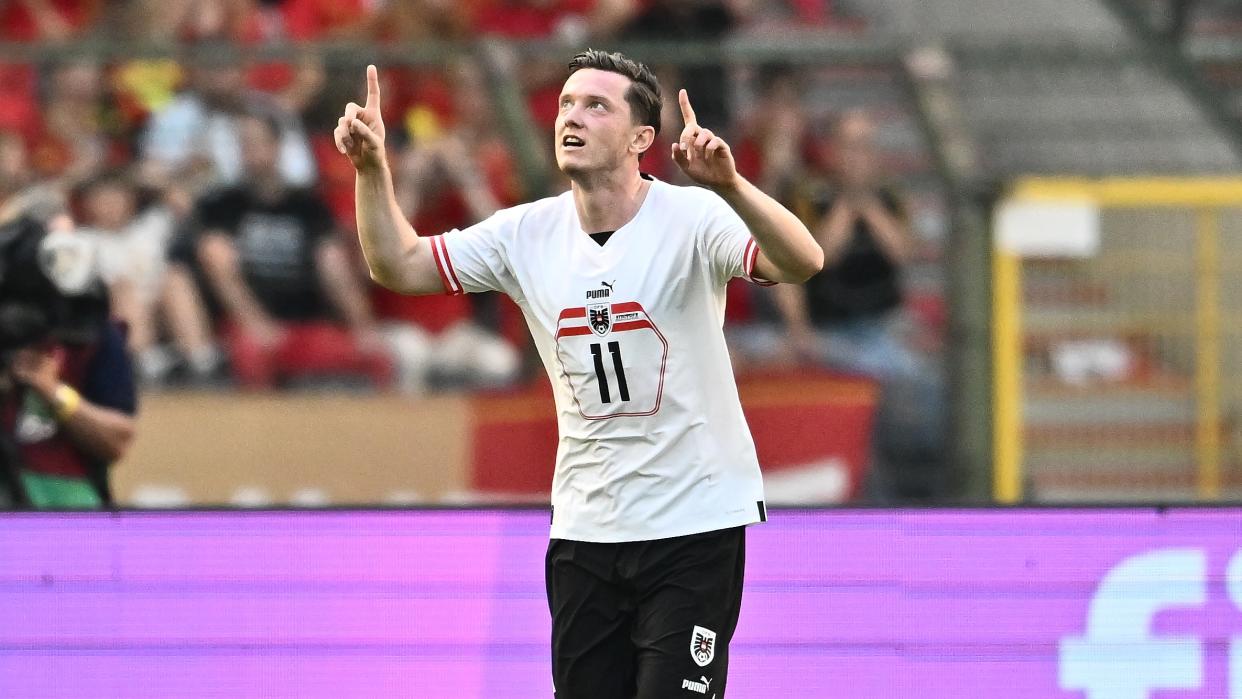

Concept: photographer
[[0, 216, 137, 509]]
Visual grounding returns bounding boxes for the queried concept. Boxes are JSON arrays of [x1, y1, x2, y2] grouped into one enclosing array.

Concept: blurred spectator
[[27, 59, 129, 184], [72, 172, 185, 384], [0, 215, 136, 509], [734, 109, 948, 502], [0, 0, 101, 41], [384, 60, 524, 389], [0, 61, 39, 137], [129, 0, 251, 41], [477, 0, 639, 146], [154, 262, 226, 387], [623, 0, 750, 128], [363, 0, 474, 41], [1, 0, 103, 141], [132, 0, 377, 42], [275, 0, 371, 40], [237, 0, 328, 116], [474, 0, 636, 41], [113, 0, 326, 115], [0, 134, 34, 218], [182, 113, 393, 390], [767, 110, 919, 381], [733, 66, 814, 194], [139, 40, 316, 202], [0, 131, 69, 226]]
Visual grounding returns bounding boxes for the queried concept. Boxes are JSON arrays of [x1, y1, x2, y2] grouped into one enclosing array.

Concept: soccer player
[[334, 50, 822, 698]]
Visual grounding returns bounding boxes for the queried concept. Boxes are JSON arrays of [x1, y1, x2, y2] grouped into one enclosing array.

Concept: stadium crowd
[[0, 0, 933, 396]]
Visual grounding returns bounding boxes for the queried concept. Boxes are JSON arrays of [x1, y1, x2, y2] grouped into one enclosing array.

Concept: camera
[[0, 216, 110, 365]]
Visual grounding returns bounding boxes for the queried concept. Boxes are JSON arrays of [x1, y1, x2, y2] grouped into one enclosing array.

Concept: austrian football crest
[[588, 303, 612, 336], [691, 625, 716, 667]]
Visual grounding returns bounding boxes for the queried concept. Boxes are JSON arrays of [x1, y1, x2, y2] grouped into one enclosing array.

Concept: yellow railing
[[992, 250, 1024, 502], [993, 177, 1242, 503]]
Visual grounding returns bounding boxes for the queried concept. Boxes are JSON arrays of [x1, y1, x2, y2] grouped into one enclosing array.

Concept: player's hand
[[334, 64, 387, 173], [671, 89, 739, 191]]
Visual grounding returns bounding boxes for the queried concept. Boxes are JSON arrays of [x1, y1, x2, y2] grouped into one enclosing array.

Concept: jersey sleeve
[[433, 209, 518, 296], [698, 190, 777, 287]]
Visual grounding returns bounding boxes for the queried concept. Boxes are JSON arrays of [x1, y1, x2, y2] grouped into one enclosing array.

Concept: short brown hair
[[567, 49, 662, 138]]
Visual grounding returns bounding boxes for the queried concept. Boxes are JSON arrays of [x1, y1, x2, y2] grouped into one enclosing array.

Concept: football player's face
[[555, 69, 640, 177]]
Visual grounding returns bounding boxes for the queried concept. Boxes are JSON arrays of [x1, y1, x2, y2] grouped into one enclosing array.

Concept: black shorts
[[545, 526, 746, 699]]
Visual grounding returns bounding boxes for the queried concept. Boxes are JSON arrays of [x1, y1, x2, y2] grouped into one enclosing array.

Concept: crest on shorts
[[588, 303, 612, 336], [691, 625, 716, 667]]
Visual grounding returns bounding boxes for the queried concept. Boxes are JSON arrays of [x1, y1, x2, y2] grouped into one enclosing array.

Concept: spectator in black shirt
[[762, 110, 949, 503], [769, 110, 919, 381], [190, 113, 392, 389]]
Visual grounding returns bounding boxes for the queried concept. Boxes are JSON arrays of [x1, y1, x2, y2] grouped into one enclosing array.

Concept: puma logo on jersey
[[681, 676, 712, 694], [586, 281, 616, 299]]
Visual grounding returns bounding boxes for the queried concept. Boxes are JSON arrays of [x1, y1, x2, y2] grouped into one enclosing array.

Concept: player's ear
[[631, 124, 655, 157]]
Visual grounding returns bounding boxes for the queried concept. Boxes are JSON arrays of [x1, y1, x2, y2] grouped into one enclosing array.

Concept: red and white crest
[[691, 625, 716, 667], [587, 303, 612, 336]]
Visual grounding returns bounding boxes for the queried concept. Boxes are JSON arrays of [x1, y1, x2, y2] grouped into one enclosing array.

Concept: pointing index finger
[[366, 64, 381, 111], [678, 89, 696, 127]]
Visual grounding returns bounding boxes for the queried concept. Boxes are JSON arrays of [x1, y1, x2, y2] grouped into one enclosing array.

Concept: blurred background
[[3, 0, 1242, 509]]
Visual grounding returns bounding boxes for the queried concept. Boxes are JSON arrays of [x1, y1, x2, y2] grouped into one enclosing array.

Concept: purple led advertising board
[[1, 509, 1241, 698]]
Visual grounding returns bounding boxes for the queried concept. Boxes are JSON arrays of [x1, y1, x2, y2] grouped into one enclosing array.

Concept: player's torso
[[496, 185, 765, 541], [509, 188, 713, 424]]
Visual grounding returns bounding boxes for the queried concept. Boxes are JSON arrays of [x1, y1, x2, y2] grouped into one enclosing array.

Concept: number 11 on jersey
[[555, 302, 668, 420], [590, 341, 630, 403]]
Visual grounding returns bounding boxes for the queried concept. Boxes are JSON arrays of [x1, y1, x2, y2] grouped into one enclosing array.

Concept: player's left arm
[[672, 89, 823, 283]]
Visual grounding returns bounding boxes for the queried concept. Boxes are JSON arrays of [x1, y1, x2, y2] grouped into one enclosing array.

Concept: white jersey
[[433, 177, 771, 542]]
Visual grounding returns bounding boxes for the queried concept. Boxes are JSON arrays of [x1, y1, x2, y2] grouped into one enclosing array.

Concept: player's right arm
[[333, 65, 444, 296]]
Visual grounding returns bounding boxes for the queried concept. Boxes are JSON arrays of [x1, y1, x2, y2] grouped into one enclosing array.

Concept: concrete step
[[1024, 385, 1196, 425], [1026, 421, 1197, 448], [1028, 449, 1197, 473], [840, 0, 1127, 40]]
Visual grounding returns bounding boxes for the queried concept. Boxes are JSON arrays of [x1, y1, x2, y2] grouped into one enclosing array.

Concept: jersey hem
[[549, 511, 765, 543]]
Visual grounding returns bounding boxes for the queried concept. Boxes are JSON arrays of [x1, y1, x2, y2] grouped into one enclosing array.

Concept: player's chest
[[514, 228, 700, 331], [525, 241, 697, 420]]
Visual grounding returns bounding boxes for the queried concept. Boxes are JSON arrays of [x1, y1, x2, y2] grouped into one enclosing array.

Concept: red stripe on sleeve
[[439, 235, 465, 293], [429, 235, 459, 295], [747, 238, 777, 287]]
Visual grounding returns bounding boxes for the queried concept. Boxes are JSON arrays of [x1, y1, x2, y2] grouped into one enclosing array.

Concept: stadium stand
[[8, 0, 1242, 505]]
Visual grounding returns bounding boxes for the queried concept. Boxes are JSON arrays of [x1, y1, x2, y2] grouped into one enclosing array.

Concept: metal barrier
[[993, 177, 1242, 502]]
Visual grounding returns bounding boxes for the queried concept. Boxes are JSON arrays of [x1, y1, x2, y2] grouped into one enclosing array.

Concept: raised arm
[[671, 89, 823, 284], [333, 65, 444, 296]]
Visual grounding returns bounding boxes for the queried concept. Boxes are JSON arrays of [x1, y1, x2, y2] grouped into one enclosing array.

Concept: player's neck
[[570, 169, 650, 235]]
